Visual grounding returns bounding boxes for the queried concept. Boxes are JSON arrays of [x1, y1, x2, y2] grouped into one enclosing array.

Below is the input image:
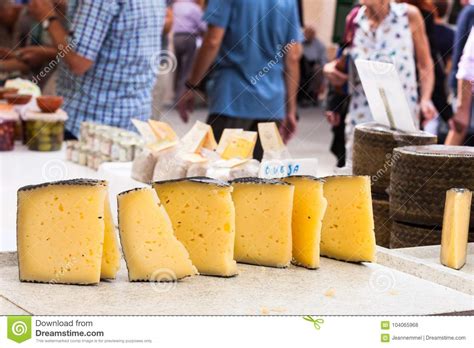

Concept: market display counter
[[0, 251, 472, 316], [0, 145, 143, 252], [2, 145, 472, 316]]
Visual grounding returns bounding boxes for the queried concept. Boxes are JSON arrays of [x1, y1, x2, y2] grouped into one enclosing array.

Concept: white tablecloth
[[0, 144, 144, 251]]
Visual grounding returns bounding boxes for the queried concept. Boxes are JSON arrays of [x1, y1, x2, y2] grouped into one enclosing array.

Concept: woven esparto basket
[[390, 145, 474, 226], [353, 123, 436, 196], [390, 220, 474, 248], [372, 194, 391, 248]]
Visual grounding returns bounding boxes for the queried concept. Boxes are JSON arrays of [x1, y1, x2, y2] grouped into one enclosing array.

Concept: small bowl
[[0, 88, 19, 99], [4, 93, 32, 105], [37, 96, 64, 113]]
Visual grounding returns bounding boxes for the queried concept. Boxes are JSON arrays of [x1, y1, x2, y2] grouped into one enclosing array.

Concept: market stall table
[[0, 144, 143, 252], [0, 251, 473, 315]]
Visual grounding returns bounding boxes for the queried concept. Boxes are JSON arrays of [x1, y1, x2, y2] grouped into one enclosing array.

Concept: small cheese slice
[[231, 178, 294, 267], [100, 196, 121, 279], [132, 118, 158, 144], [148, 119, 178, 142], [180, 121, 217, 153], [219, 131, 257, 160], [258, 122, 285, 153], [17, 179, 108, 284], [320, 176, 376, 262], [216, 128, 243, 154], [117, 188, 197, 281], [440, 188, 472, 270], [283, 176, 327, 269], [153, 178, 238, 277]]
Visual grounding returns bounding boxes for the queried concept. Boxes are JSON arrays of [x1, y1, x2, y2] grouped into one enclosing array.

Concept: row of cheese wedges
[[17, 176, 376, 284]]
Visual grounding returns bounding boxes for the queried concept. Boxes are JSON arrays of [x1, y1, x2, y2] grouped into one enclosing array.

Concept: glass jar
[[78, 145, 88, 166], [71, 143, 79, 163], [0, 119, 16, 151], [110, 134, 121, 161], [80, 122, 90, 141], [100, 133, 113, 156], [87, 151, 95, 169], [65, 140, 78, 161], [118, 139, 136, 162], [14, 119, 22, 141], [92, 126, 104, 152], [25, 120, 65, 151]]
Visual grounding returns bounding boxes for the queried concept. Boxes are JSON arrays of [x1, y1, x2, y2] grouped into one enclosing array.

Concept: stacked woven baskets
[[352, 123, 437, 247], [389, 145, 474, 248]]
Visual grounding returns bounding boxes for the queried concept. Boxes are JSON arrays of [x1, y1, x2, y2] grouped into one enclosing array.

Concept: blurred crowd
[[0, 0, 473, 164]]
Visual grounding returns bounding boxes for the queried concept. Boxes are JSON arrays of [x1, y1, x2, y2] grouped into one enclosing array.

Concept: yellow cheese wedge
[[231, 178, 294, 267], [216, 128, 244, 154], [148, 119, 178, 142], [100, 197, 121, 279], [181, 121, 217, 153], [258, 122, 285, 153], [221, 131, 258, 160], [283, 176, 327, 269], [153, 178, 238, 277], [117, 188, 197, 281], [17, 179, 108, 284], [440, 188, 472, 270], [321, 176, 376, 262]]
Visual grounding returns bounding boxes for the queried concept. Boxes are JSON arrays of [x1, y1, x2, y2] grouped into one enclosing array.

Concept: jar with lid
[[65, 140, 78, 161], [78, 145, 88, 166], [0, 108, 19, 151], [23, 110, 67, 151], [118, 139, 136, 162]]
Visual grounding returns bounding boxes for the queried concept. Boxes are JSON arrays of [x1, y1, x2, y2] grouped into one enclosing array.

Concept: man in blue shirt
[[28, 0, 165, 138], [178, 0, 303, 159]]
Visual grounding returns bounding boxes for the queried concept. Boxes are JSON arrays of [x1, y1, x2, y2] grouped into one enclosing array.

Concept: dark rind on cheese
[[236, 260, 290, 268], [18, 178, 107, 192], [394, 145, 474, 158], [153, 176, 230, 187], [19, 278, 99, 286], [230, 177, 291, 185], [193, 272, 238, 278], [320, 254, 372, 264], [117, 187, 149, 197], [291, 259, 319, 270], [129, 274, 195, 282], [283, 175, 325, 183], [322, 175, 370, 181]]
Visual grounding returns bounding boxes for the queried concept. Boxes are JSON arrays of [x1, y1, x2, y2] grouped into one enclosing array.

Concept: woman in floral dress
[[325, 0, 436, 164]]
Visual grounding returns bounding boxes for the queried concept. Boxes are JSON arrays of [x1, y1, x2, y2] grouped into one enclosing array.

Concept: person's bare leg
[[445, 79, 472, 145]]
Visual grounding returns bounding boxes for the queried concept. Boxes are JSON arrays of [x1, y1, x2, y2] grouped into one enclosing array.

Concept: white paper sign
[[354, 59, 417, 132], [258, 158, 318, 179]]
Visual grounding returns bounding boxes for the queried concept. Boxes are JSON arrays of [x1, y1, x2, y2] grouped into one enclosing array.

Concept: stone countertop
[[1, 252, 472, 315], [377, 244, 474, 295]]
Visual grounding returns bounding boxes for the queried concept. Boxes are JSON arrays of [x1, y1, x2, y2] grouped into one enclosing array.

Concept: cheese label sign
[[259, 158, 318, 179]]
